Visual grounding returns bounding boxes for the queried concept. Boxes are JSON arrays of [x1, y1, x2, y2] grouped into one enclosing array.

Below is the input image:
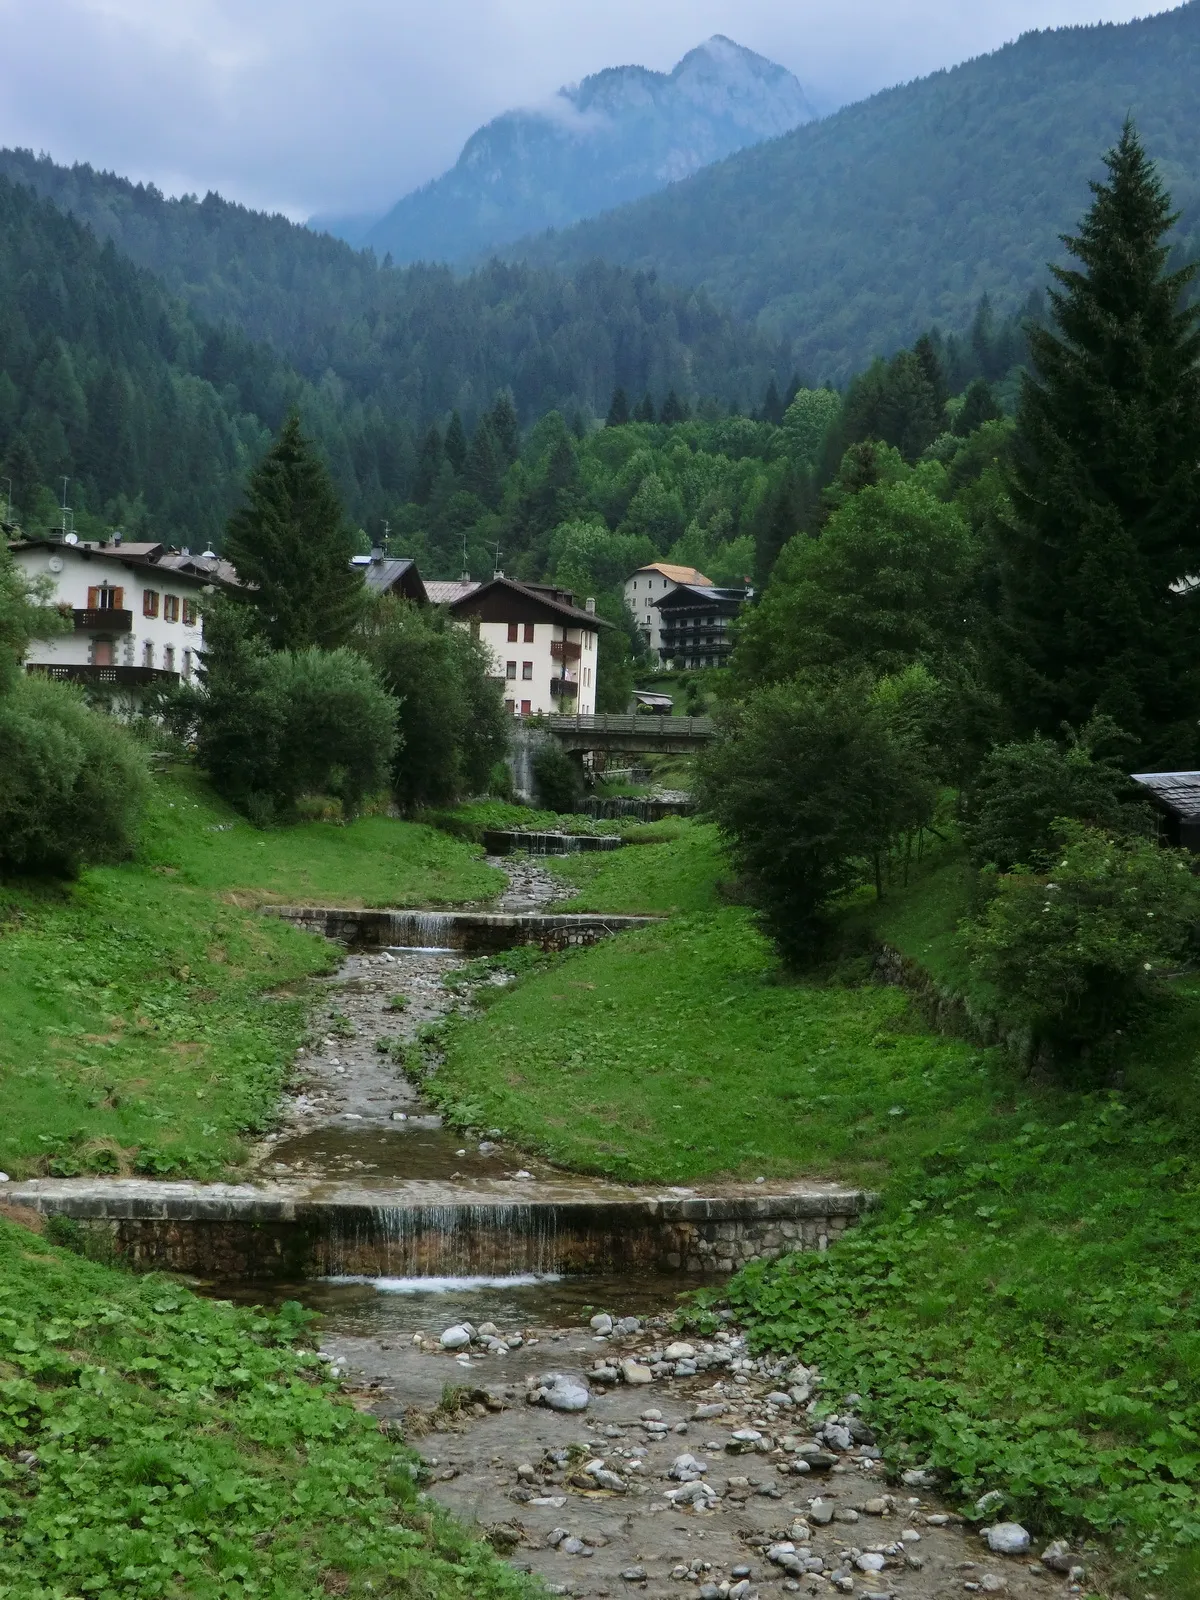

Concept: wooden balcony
[[549, 676, 579, 698], [32, 665, 178, 687], [550, 639, 582, 662], [73, 608, 132, 632]]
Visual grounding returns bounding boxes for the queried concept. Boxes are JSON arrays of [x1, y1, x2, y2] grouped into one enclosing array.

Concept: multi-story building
[[623, 562, 712, 657], [447, 576, 607, 716], [8, 534, 235, 685], [653, 582, 749, 669]]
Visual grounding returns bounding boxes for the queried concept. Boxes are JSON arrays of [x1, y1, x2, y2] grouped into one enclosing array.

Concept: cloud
[[0, 0, 1175, 218]]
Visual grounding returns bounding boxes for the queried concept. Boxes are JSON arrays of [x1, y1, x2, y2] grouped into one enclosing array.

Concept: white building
[[447, 576, 607, 716], [623, 562, 713, 658], [8, 535, 235, 685]]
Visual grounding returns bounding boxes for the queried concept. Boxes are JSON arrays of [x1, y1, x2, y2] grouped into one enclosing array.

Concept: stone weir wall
[[265, 907, 657, 953], [6, 1178, 873, 1281]]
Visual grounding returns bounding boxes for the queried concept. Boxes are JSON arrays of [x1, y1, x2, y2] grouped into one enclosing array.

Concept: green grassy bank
[[0, 767, 502, 1179], [431, 825, 1200, 1593], [0, 1219, 529, 1600]]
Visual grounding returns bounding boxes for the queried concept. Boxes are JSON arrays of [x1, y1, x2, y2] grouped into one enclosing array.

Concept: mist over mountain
[[511, 3, 1200, 383], [313, 37, 814, 264]]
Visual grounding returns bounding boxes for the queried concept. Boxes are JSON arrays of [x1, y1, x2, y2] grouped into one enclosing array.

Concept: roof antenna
[[492, 540, 503, 580], [460, 531, 470, 583], [381, 518, 390, 556], [59, 477, 71, 541]]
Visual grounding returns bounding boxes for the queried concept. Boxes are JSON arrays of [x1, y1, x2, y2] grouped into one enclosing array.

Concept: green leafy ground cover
[[0, 769, 500, 1179], [434, 827, 1200, 1590], [0, 1220, 530, 1600], [547, 820, 726, 915]]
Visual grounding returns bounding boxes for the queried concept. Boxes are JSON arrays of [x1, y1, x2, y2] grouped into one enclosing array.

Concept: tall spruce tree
[[224, 412, 363, 651], [995, 122, 1200, 764], [606, 387, 630, 427], [443, 411, 468, 474]]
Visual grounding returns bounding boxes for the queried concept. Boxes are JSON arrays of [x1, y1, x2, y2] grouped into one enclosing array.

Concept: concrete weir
[[6, 1176, 873, 1280], [264, 906, 657, 951]]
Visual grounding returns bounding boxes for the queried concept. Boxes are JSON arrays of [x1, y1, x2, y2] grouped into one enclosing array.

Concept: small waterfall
[[482, 829, 622, 857], [317, 1203, 565, 1277], [384, 910, 456, 950], [580, 796, 695, 823]]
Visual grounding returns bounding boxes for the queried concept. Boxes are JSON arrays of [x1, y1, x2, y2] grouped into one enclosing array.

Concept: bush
[[193, 626, 398, 822], [963, 719, 1145, 870], [532, 740, 583, 812], [356, 598, 509, 811], [695, 676, 935, 965], [0, 674, 149, 876], [965, 822, 1199, 1058]]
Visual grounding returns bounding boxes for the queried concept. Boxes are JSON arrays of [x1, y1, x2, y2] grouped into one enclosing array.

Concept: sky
[[0, 0, 1177, 221]]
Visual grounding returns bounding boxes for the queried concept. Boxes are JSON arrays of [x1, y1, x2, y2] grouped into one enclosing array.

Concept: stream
[[212, 854, 1084, 1600]]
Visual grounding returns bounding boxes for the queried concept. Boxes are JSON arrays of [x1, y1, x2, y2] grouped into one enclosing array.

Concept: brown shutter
[[112, 587, 124, 610], [87, 586, 99, 609]]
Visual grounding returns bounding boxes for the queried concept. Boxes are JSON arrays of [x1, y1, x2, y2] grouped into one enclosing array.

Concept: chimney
[[113, 531, 123, 548], [585, 596, 596, 614], [370, 545, 383, 564]]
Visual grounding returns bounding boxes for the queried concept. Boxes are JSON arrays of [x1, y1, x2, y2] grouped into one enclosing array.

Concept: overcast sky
[[0, 0, 1176, 220]]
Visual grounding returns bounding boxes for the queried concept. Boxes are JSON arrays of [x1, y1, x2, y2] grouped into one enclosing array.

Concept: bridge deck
[[544, 713, 715, 753]]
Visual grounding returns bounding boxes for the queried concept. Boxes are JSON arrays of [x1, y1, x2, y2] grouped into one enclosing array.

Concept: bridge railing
[[542, 714, 716, 739]]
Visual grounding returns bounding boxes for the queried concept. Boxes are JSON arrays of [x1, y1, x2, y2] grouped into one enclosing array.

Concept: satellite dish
[[48, 555, 63, 573], [63, 532, 79, 546]]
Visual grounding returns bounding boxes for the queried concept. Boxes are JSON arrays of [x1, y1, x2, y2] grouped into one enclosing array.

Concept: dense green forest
[[513, 1, 1200, 382], [0, 149, 788, 432]]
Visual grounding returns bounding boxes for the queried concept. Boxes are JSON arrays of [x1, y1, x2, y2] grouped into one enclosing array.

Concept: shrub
[[695, 675, 935, 965], [963, 719, 1146, 870], [0, 674, 149, 876], [964, 822, 1199, 1058], [194, 629, 398, 822], [532, 740, 583, 812], [356, 598, 509, 811]]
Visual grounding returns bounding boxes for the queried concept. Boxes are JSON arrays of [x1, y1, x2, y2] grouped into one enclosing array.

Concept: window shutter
[[112, 587, 124, 610], [87, 586, 99, 609]]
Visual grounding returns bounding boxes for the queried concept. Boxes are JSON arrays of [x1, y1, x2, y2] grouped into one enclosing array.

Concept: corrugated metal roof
[[1131, 771, 1200, 818], [425, 579, 481, 605]]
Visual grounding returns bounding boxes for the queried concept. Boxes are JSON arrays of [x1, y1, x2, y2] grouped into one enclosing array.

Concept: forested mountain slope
[[0, 149, 787, 430], [350, 37, 813, 264], [512, 2, 1200, 382]]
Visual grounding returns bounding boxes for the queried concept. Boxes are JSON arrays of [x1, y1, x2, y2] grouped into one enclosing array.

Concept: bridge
[[542, 713, 716, 755]]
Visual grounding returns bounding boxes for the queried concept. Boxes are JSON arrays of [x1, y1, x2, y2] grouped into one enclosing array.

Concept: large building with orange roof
[[623, 562, 713, 658]]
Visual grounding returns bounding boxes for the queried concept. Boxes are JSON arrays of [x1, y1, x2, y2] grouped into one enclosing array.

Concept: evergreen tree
[[443, 411, 468, 474], [660, 388, 689, 425], [487, 392, 520, 465], [2, 434, 41, 520], [413, 426, 443, 504], [224, 412, 363, 651], [913, 333, 949, 412], [955, 378, 1001, 436], [464, 419, 503, 509], [606, 386, 630, 427], [994, 122, 1200, 764], [758, 378, 784, 425], [634, 393, 656, 424]]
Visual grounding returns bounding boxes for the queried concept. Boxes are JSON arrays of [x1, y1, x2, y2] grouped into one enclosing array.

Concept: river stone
[[981, 1576, 1009, 1594], [440, 1325, 471, 1349], [855, 1552, 886, 1573], [693, 1402, 728, 1420], [766, 1390, 793, 1407], [975, 1489, 1006, 1517], [560, 1536, 587, 1555], [821, 1423, 853, 1451], [663, 1341, 695, 1361], [673, 1359, 698, 1376], [542, 1375, 590, 1412], [620, 1358, 654, 1385], [863, 1496, 891, 1514], [547, 1528, 569, 1546], [1040, 1540, 1073, 1573], [699, 1585, 722, 1600], [590, 1313, 614, 1335], [668, 1452, 708, 1481], [808, 1499, 835, 1524], [587, 1465, 626, 1492], [726, 1428, 763, 1453], [614, 1316, 642, 1335], [619, 1568, 647, 1582], [985, 1522, 1031, 1555], [795, 1446, 838, 1471]]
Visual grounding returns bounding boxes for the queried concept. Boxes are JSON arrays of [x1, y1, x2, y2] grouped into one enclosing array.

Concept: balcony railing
[[550, 639, 582, 662], [73, 608, 133, 633], [549, 676, 579, 698], [31, 665, 179, 686]]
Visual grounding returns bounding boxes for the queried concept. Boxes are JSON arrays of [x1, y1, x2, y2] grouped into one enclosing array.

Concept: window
[[143, 589, 160, 618], [523, 621, 535, 644], [521, 661, 533, 680], [164, 594, 180, 623], [506, 661, 517, 680], [504, 699, 516, 717], [182, 649, 192, 678], [163, 646, 175, 672], [520, 699, 531, 716], [507, 621, 519, 642], [182, 598, 197, 626], [142, 642, 154, 667]]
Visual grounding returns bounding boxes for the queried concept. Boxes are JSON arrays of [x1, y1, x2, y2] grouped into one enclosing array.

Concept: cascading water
[[316, 1202, 565, 1278]]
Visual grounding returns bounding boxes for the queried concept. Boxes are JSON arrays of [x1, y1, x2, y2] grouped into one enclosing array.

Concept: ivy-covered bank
[[0, 1219, 531, 1598]]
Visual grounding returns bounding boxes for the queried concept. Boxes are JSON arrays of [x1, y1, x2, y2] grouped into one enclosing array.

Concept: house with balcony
[[8, 535, 236, 686], [446, 576, 608, 716], [653, 582, 750, 669], [623, 562, 713, 658]]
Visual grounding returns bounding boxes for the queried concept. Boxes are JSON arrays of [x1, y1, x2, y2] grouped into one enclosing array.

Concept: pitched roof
[[352, 554, 428, 602], [1131, 771, 1200, 819], [448, 574, 612, 628], [653, 583, 748, 609], [631, 562, 713, 586], [425, 578, 481, 605], [9, 538, 240, 588]]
